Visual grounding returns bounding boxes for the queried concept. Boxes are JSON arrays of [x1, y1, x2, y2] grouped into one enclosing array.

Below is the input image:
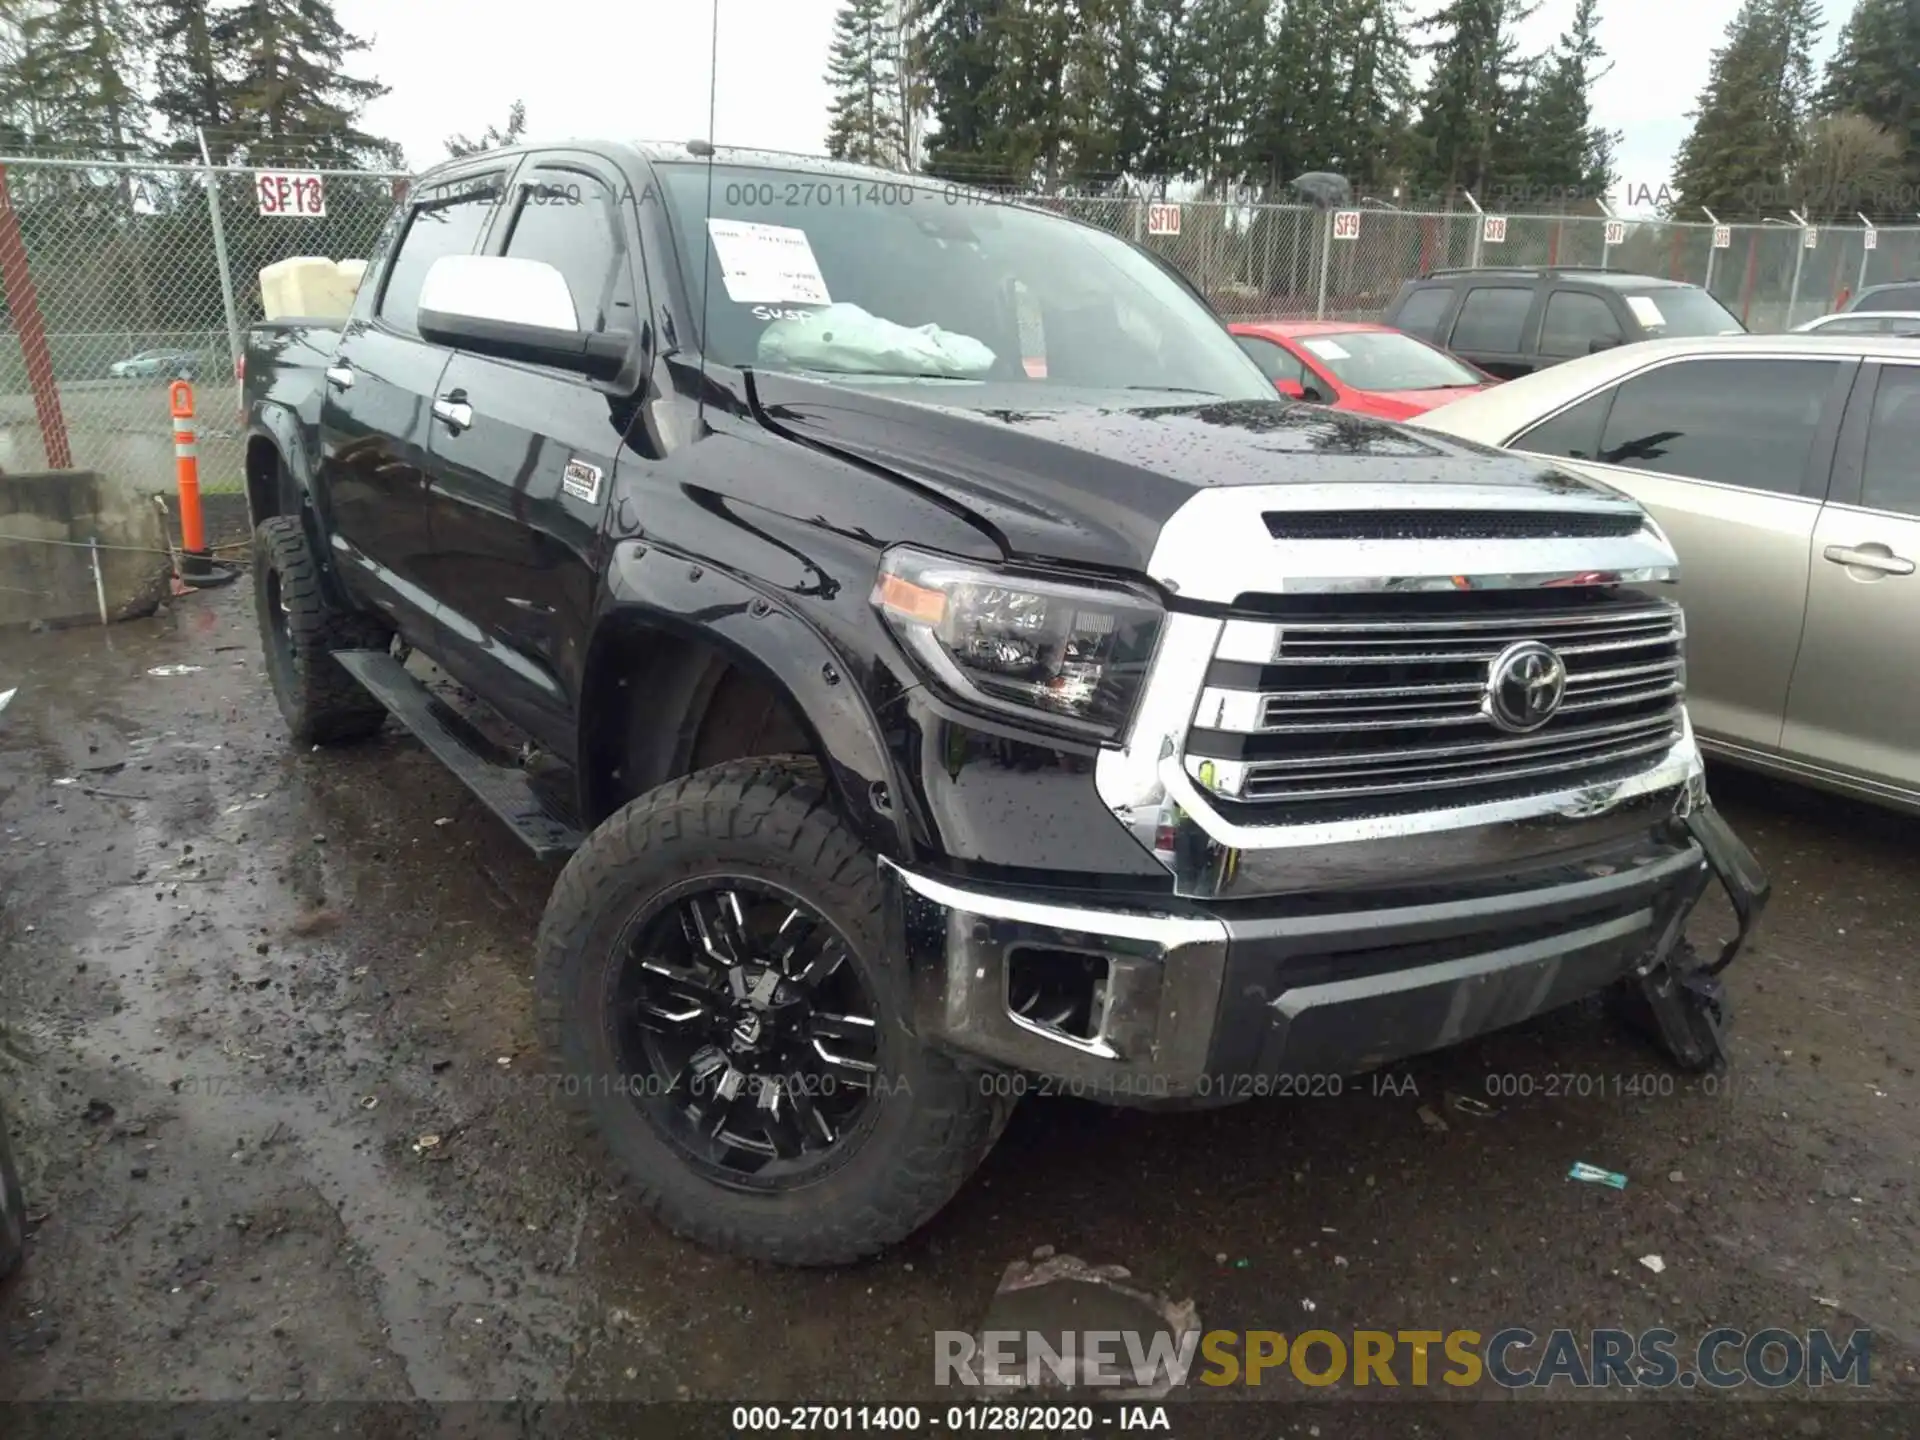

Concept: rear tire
[[535, 757, 1004, 1265], [252, 516, 393, 746]]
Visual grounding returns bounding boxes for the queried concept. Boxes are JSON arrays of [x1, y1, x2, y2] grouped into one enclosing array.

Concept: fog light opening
[[1007, 946, 1110, 1044]]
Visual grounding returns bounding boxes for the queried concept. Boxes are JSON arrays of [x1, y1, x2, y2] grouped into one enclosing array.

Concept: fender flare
[[588, 540, 913, 861], [246, 410, 355, 608]]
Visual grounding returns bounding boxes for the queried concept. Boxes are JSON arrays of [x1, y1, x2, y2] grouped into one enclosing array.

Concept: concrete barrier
[[0, 470, 173, 628]]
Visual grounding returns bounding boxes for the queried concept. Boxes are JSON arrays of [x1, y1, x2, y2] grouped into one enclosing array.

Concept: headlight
[[871, 546, 1164, 739]]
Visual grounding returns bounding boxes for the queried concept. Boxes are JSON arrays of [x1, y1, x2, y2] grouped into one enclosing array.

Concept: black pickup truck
[[240, 142, 1768, 1265]]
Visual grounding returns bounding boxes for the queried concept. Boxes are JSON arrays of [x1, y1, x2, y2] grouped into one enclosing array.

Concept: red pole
[[1668, 228, 1684, 280], [1549, 219, 1561, 266], [0, 164, 72, 469], [1740, 232, 1760, 327]]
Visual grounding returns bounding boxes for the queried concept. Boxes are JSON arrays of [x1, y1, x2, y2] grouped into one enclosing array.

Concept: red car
[[1228, 320, 1493, 421]]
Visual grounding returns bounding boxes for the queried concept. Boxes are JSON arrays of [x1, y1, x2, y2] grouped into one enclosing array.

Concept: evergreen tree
[[446, 100, 527, 160], [1410, 0, 1535, 201], [1135, 0, 1201, 183], [920, 0, 1010, 182], [205, 0, 398, 167], [1522, 0, 1619, 202], [826, 0, 904, 167], [0, 0, 146, 156], [1671, 0, 1824, 217], [1184, 0, 1268, 192], [1822, 0, 1920, 193], [148, 0, 228, 154], [1255, 0, 1338, 191], [1333, 0, 1415, 194]]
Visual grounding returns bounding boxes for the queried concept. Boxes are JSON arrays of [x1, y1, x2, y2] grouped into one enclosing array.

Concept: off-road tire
[[0, 1105, 26, 1280], [536, 757, 1005, 1265], [252, 516, 392, 746]]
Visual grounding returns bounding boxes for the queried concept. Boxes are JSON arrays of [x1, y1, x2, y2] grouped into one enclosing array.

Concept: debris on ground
[[145, 664, 204, 677], [0, 687, 14, 714], [970, 1252, 1200, 1399], [1568, 1162, 1629, 1189], [1639, 1254, 1666, 1274], [1449, 1093, 1497, 1118], [1417, 1104, 1449, 1134]]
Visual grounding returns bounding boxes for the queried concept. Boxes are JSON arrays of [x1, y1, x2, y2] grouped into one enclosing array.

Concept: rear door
[[422, 154, 650, 755], [1781, 359, 1920, 797], [1536, 289, 1626, 364], [320, 167, 508, 633], [1444, 284, 1540, 379], [1507, 354, 1855, 754]]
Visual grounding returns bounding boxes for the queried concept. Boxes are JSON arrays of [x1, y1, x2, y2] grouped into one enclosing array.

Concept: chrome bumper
[[882, 811, 1748, 1095]]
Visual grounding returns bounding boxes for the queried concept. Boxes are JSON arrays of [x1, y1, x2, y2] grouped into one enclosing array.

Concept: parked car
[[1227, 320, 1493, 420], [1384, 267, 1746, 381], [1842, 280, 1920, 313], [1795, 310, 1920, 335], [1412, 332, 1920, 813], [108, 348, 201, 379], [239, 141, 1765, 1265]]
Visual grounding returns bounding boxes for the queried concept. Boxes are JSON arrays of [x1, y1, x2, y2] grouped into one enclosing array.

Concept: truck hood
[[747, 371, 1617, 572]]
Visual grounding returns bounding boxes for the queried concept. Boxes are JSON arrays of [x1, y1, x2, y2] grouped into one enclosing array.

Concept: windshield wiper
[[1124, 385, 1218, 396]]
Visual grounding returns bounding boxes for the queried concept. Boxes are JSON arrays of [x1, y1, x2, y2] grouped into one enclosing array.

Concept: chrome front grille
[[1185, 593, 1685, 821]]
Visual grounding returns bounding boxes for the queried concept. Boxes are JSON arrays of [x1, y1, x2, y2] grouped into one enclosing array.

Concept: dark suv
[[1843, 279, 1920, 313], [1384, 267, 1746, 380]]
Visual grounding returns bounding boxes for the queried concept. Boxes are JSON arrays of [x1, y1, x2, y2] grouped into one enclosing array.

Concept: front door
[[320, 169, 508, 636], [1508, 354, 1854, 754], [1783, 359, 1920, 797], [421, 158, 648, 757]]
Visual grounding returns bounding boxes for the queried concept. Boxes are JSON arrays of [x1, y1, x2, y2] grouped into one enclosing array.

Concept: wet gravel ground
[[1, 586, 1917, 1436]]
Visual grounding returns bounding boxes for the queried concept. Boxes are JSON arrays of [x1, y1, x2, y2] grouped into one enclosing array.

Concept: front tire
[[252, 516, 393, 746], [535, 757, 1004, 1265]]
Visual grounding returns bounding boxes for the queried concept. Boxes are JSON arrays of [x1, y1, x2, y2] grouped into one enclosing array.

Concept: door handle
[[324, 364, 354, 390], [431, 397, 473, 432], [1824, 543, 1915, 576]]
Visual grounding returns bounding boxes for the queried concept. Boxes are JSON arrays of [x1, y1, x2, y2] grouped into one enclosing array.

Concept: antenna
[[695, 0, 721, 428]]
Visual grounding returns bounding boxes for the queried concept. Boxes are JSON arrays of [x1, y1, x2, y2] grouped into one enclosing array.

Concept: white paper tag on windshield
[[1302, 338, 1351, 360], [1626, 295, 1666, 327], [707, 219, 832, 306]]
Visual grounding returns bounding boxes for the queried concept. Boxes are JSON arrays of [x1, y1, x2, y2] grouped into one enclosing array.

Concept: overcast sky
[[336, 0, 1842, 215]]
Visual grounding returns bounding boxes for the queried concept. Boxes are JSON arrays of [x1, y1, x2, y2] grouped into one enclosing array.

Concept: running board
[[332, 649, 583, 861]]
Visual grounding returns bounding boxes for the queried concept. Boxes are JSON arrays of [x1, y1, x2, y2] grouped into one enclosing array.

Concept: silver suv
[[1413, 333, 1920, 812]]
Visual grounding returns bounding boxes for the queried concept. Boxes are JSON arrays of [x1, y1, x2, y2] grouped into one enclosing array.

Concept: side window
[[1513, 390, 1613, 460], [1861, 365, 1920, 518], [1597, 358, 1839, 495], [1858, 285, 1920, 312], [1234, 335, 1308, 387], [501, 168, 635, 332], [1539, 292, 1623, 358], [1449, 287, 1532, 353], [378, 178, 503, 335], [1393, 286, 1452, 342]]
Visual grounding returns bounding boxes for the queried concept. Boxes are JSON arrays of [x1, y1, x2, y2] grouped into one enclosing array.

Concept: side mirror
[[417, 255, 633, 381], [1587, 336, 1623, 355], [1275, 378, 1308, 400]]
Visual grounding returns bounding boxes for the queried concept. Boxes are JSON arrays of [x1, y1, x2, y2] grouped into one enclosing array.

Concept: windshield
[[654, 163, 1275, 403], [1624, 288, 1745, 337], [1292, 330, 1482, 391]]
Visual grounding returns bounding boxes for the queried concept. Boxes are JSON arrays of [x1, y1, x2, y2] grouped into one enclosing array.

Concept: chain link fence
[[4, 151, 1919, 505], [0, 155, 408, 494], [1086, 196, 1920, 334]]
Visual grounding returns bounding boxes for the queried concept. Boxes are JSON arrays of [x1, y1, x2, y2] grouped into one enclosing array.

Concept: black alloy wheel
[[614, 877, 882, 1185]]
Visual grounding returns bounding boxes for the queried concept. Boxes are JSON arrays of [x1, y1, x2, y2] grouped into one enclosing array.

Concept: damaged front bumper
[[882, 805, 1768, 1094]]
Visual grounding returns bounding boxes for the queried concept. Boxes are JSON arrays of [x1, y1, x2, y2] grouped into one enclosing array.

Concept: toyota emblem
[[1484, 641, 1568, 733]]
